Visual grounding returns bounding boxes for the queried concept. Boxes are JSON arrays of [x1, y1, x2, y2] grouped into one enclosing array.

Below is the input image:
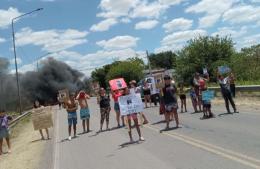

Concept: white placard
[[146, 76, 157, 95], [119, 93, 144, 116]]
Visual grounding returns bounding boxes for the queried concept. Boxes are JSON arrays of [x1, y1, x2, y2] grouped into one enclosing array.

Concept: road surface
[[50, 98, 260, 169]]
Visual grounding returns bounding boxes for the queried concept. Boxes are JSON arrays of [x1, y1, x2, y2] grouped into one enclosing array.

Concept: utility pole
[[146, 50, 152, 76]]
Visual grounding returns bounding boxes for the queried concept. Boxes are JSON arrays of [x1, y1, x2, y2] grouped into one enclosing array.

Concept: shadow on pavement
[[60, 136, 79, 143], [218, 112, 234, 117], [191, 111, 202, 114], [118, 141, 142, 149], [159, 126, 181, 133], [152, 120, 166, 125]]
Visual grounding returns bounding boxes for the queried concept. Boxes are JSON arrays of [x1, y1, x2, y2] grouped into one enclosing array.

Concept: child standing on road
[[178, 83, 187, 113], [122, 88, 145, 142], [65, 93, 78, 141], [76, 91, 91, 133], [98, 88, 111, 131], [190, 86, 198, 113], [0, 110, 12, 155]]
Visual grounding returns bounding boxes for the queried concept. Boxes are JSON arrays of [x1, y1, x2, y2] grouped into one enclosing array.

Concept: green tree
[[176, 35, 235, 84], [106, 60, 145, 84], [149, 51, 177, 69]]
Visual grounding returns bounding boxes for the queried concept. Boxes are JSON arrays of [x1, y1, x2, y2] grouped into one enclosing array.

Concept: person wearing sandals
[[162, 75, 179, 130], [98, 88, 111, 131], [0, 110, 12, 155]]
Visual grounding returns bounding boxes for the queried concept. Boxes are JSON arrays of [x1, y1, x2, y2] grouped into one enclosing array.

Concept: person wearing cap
[[76, 90, 91, 133], [65, 93, 78, 141], [129, 80, 149, 124], [162, 75, 179, 129]]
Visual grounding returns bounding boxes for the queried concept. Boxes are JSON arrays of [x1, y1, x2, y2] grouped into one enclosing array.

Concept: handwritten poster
[[32, 106, 53, 130]]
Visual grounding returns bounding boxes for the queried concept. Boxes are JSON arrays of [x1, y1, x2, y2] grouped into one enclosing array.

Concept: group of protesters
[[0, 68, 239, 154]]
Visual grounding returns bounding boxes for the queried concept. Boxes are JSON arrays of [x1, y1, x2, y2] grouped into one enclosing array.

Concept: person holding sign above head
[[76, 90, 91, 133], [162, 75, 179, 130], [33, 100, 50, 140], [121, 88, 145, 142], [65, 93, 78, 141], [97, 88, 111, 131], [217, 73, 239, 114]]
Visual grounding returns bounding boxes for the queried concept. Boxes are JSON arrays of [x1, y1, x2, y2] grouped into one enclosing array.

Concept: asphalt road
[[50, 98, 260, 169]]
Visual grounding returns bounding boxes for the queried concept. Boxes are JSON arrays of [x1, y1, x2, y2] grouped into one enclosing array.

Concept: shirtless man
[[76, 90, 91, 133]]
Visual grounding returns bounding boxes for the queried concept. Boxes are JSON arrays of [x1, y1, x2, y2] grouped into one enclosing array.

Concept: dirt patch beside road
[[0, 116, 51, 169]]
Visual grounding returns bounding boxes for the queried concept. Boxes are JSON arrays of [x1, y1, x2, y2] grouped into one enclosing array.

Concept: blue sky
[[0, 0, 260, 76]]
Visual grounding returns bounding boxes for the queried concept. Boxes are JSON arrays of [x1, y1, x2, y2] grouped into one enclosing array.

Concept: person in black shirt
[[97, 88, 111, 131], [163, 75, 179, 130]]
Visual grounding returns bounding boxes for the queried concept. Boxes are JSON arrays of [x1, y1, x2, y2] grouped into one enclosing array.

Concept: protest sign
[[202, 90, 215, 101], [58, 89, 69, 103], [32, 106, 53, 130], [119, 93, 144, 116], [109, 78, 127, 91], [203, 68, 208, 75], [218, 66, 231, 75], [146, 76, 157, 95]]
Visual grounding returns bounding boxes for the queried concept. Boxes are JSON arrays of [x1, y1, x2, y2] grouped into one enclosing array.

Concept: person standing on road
[[65, 93, 78, 141], [190, 86, 198, 113], [112, 89, 125, 128], [97, 88, 111, 131], [143, 81, 152, 108], [193, 73, 203, 112], [162, 75, 179, 130], [122, 88, 145, 142], [178, 83, 187, 113], [229, 72, 236, 98], [130, 80, 149, 124], [0, 110, 12, 155], [218, 74, 238, 114], [76, 91, 91, 133], [33, 100, 50, 140]]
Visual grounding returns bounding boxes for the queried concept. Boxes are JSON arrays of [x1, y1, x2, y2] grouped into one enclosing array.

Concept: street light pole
[[11, 8, 43, 115], [146, 50, 152, 76]]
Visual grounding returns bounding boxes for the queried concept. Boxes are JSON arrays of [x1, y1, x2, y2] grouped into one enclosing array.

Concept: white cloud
[[199, 14, 221, 28], [241, 34, 260, 48], [90, 18, 118, 32], [159, 0, 186, 6], [163, 17, 193, 32], [10, 57, 22, 65], [0, 7, 23, 29], [130, 1, 165, 19], [0, 37, 6, 43], [212, 26, 247, 38], [161, 29, 207, 46], [97, 0, 139, 18], [186, 0, 238, 27], [223, 5, 260, 24], [97, 35, 139, 50], [120, 17, 131, 23], [135, 20, 159, 30], [16, 27, 88, 52]]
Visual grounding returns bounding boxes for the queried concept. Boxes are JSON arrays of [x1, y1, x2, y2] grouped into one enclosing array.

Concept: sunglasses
[[164, 77, 171, 80]]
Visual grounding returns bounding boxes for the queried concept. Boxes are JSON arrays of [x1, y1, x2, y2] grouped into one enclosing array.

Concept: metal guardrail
[[9, 111, 32, 128], [208, 85, 260, 92]]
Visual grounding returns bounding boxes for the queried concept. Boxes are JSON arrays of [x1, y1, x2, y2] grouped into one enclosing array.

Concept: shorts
[[0, 128, 9, 139], [165, 103, 178, 112], [80, 108, 90, 120], [68, 112, 77, 126], [203, 101, 211, 108], [127, 113, 138, 120], [114, 102, 120, 112], [180, 94, 186, 100]]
